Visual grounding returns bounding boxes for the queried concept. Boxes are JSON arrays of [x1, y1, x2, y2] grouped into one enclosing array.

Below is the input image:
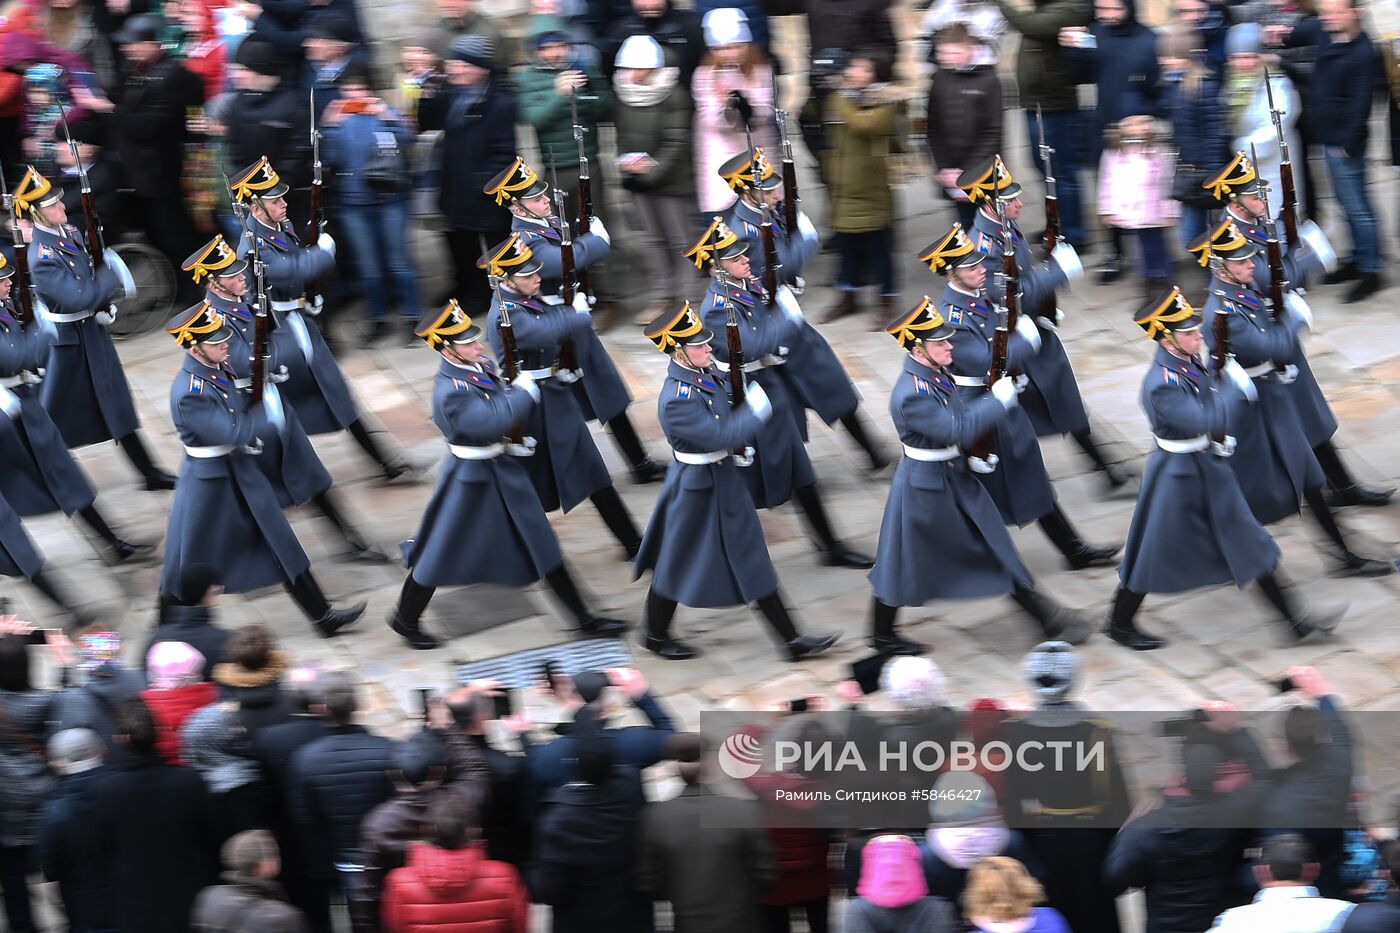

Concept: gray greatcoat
[[1118, 345, 1281, 593], [158, 353, 310, 602], [0, 494, 44, 579], [29, 221, 140, 447], [401, 357, 564, 587], [868, 355, 1032, 606], [633, 360, 778, 607]]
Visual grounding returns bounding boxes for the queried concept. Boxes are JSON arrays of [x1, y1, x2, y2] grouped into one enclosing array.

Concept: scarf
[[1225, 70, 1256, 133], [179, 703, 260, 793], [614, 66, 679, 108]]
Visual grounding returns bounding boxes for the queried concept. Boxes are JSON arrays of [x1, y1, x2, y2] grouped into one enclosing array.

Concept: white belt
[[184, 443, 236, 458], [0, 375, 23, 388], [271, 299, 303, 312], [674, 450, 729, 465], [902, 443, 960, 462], [952, 374, 986, 387], [448, 442, 504, 460], [1242, 362, 1275, 378], [1154, 435, 1210, 453], [714, 358, 779, 373], [46, 310, 92, 323], [521, 367, 554, 380]]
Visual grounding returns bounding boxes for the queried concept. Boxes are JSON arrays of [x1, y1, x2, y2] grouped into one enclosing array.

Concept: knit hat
[[147, 641, 207, 690], [1226, 23, 1262, 57], [1024, 641, 1078, 702], [48, 728, 104, 774], [615, 34, 664, 70], [179, 703, 259, 793], [234, 38, 281, 77], [702, 8, 752, 47], [880, 656, 947, 711], [223, 829, 279, 877], [572, 670, 610, 704], [449, 34, 495, 69], [928, 772, 1001, 827], [856, 835, 930, 909]]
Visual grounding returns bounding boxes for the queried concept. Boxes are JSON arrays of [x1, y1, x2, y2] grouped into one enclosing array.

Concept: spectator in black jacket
[[52, 626, 147, 755], [441, 683, 532, 868], [926, 23, 1003, 229], [1342, 841, 1400, 932], [416, 34, 518, 310], [288, 672, 396, 915], [800, 0, 896, 174], [147, 563, 231, 682], [604, 0, 706, 83], [38, 729, 115, 933]]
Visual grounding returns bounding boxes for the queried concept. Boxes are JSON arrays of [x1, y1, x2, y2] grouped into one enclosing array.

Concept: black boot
[[312, 493, 392, 563], [387, 576, 441, 649], [1037, 504, 1121, 570], [793, 483, 874, 568], [869, 597, 926, 656], [819, 290, 859, 324], [589, 486, 643, 558], [347, 419, 418, 483], [643, 588, 696, 660], [77, 505, 157, 566], [1303, 488, 1394, 577], [838, 411, 890, 473], [544, 564, 628, 636], [117, 433, 177, 490], [1070, 431, 1133, 490], [607, 414, 666, 484], [1255, 568, 1344, 643], [1316, 441, 1395, 507], [284, 573, 366, 637], [756, 591, 839, 661], [1010, 584, 1093, 644], [1103, 586, 1164, 650]]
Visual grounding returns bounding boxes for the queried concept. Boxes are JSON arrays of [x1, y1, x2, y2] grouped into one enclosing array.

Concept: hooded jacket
[[1065, 0, 1161, 139], [995, 0, 1091, 112], [381, 841, 529, 933], [147, 605, 232, 682], [604, 1, 706, 83], [514, 17, 612, 169]]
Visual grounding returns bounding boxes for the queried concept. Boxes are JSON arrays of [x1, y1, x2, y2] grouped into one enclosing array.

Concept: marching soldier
[[480, 234, 643, 557], [633, 300, 839, 662], [16, 166, 177, 490], [1196, 219, 1391, 577], [0, 250, 153, 565], [923, 224, 1120, 571], [158, 301, 366, 636], [386, 301, 627, 649], [182, 235, 389, 563], [1204, 152, 1392, 507], [485, 157, 665, 484], [228, 156, 416, 482], [689, 217, 872, 569], [718, 149, 890, 473], [867, 297, 1093, 654], [1108, 286, 1343, 649], [959, 156, 1131, 490]]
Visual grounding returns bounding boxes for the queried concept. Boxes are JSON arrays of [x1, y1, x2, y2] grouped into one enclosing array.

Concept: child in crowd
[[1097, 114, 1178, 298], [925, 23, 1003, 232]]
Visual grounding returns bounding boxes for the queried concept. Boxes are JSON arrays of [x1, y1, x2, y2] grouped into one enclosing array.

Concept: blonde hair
[[962, 856, 1045, 923]]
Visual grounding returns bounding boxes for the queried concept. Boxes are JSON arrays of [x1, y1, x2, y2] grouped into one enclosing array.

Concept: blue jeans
[[1324, 148, 1381, 273], [1025, 109, 1085, 250], [835, 228, 896, 295], [1177, 204, 1209, 252], [337, 199, 423, 320], [1131, 228, 1171, 281]]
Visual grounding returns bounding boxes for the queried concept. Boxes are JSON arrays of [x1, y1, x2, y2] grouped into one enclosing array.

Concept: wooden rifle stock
[[775, 99, 799, 234], [760, 218, 779, 309], [249, 254, 270, 405], [10, 237, 33, 324], [80, 189, 105, 270], [970, 310, 1010, 461], [726, 297, 746, 409], [548, 151, 581, 373], [570, 89, 593, 299], [493, 284, 528, 447], [1278, 161, 1299, 251], [1210, 295, 1229, 444]]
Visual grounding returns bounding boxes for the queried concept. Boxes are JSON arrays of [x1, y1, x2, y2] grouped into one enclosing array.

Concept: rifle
[[568, 88, 593, 300], [742, 123, 780, 309], [547, 149, 581, 374], [304, 88, 325, 311], [1251, 144, 1288, 324], [1210, 284, 1230, 445], [993, 179, 1021, 359], [0, 163, 34, 324], [969, 306, 1010, 463], [223, 166, 270, 405], [57, 103, 105, 270], [483, 234, 528, 447], [773, 73, 799, 236], [1035, 105, 1059, 261], [1263, 69, 1299, 250]]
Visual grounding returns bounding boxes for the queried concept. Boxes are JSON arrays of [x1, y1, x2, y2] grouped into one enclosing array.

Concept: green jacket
[[823, 91, 900, 233], [613, 76, 696, 201], [514, 21, 612, 165], [995, 0, 1091, 113]]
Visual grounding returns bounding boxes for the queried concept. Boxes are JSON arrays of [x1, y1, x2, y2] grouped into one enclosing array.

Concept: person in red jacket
[[381, 793, 529, 933], [141, 639, 218, 765]]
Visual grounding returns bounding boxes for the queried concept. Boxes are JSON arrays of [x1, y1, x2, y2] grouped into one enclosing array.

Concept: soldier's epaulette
[[188, 372, 204, 393], [36, 243, 54, 260], [974, 232, 996, 255], [945, 306, 964, 326], [913, 375, 932, 395], [676, 382, 692, 399]]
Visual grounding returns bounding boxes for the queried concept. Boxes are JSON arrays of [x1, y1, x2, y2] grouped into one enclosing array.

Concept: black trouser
[[135, 193, 203, 305], [1113, 566, 1303, 627], [646, 587, 799, 644], [443, 226, 511, 310], [345, 418, 400, 476], [763, 899, 829, 933], [0, 844, 35, 933]]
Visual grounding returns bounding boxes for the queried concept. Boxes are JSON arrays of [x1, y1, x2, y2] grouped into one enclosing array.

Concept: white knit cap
[[702, 7, 753, 47], [615, 34, 665, 70]]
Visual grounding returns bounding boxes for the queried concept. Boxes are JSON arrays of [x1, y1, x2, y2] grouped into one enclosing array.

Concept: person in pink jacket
[[691, 7, 776, 214], [1097, 114, 1179, 298]]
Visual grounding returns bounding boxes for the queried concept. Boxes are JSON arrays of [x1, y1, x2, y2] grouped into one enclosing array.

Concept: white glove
[[307, 293, 325, 317], [1277, 363, 1299, 384], [1299, 220, 1337, 273], [789, 275, 807, 296], [270, 365, 290, 384], [571, 292, 591, 314], [732, 445, 756, 467], [1284, 292, 1313, 330], [316, 232, 336, 257], [775, 285, 803, 322], [1013, 373, 1029, 393], [20, 369, 42, 385], [512, 371, 540, 402], [1222, 356, 1258, 402], [95, 307, 117, 326], [796, 211, 818, 242], [505, 436, 538, 457], [1013, 314, 1042, 351], [244, 438, 265, 456], [0, 385, 20, 419], [588, 217, 610, 246], [968, 453, 1000, 474], [262, 386, 286, 432], [1211, 435, 1238, 458], [104, 249, 136, 299], [744, 381, 772, 421], [991, 375, 1018, 409], [1051, 241, 1083, 282]]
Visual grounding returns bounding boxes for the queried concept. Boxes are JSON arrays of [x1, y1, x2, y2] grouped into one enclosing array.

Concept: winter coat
[[146, 605, 233, 682], [527, 696, 675, 807], [613, 70, 697, 200], [691, 62, 777, 213], [144, 681, 220, 765], [846, 896, 959, 933], [758, 829, 830, 906], [1287, 18, 1381, 156], [636, 784, 776, 932], [514, 18, 612, 163], [970, 907, 1071, 932], [1229, 70, 1303, 215], [52, 663, 147, 751], [320, 107, 417, 207], [824, 88, 900, 233], [206, 84, 313, 195], [1342, 892, 1400, 932], [995, 0, 1091, 112], [382, 842, 529, 933], [38, 765, 117, 932], [0, 688, 55, 847], [110, 53, 204, 197], [1097, 146, 1178, 228], [214, 651, 294, 735], [416, 78, 517, 232], [804, 0, 896, 66], [1161, 68, 1230, 202], [925, 65, 1003, 176], [356, 788, 466, 927], [604, 3, 706, 83], [191, 875, 308, 933], [1065, 6, 1162, 144], [289, 725, 396, 870], [97, 754, 219, 933]]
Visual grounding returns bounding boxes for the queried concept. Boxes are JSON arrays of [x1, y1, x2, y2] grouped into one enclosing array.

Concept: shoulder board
[[945, 306, 964, 326], [974, 231, 997, 255], [188, 373, 204, 393], [741, 220, 758, 237], [449, 377, 470, 391], [37, 243, 54, 260], [676, 382, 692, 399], [913, 375, 932, 395]]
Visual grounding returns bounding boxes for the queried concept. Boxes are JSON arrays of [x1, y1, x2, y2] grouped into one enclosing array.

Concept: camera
[[1159, 708, 1208, 738]]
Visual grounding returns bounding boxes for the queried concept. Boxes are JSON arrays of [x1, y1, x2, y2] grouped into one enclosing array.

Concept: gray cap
[[48, 728, 104, 773], [449, 34, 495, 69], [1024, 640, 1078, 702]]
